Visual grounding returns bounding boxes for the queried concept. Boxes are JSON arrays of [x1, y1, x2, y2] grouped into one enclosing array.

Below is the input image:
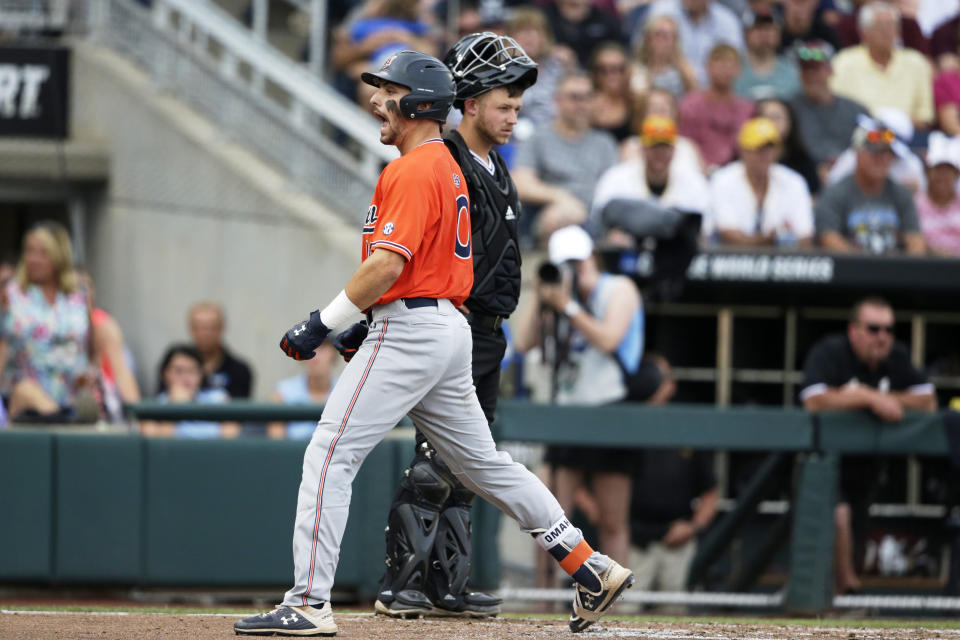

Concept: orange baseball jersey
[[362, 138, 473, 307]]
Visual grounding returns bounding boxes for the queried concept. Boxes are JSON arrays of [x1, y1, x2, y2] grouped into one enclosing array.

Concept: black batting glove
[[333, 321, 368, 362], [279, 310, 331, 360]]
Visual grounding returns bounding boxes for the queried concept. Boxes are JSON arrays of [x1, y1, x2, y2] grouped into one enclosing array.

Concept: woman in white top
[[710, 118, 814, 248]]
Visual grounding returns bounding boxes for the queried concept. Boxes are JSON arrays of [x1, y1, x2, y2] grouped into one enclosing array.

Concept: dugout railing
[[2, 402, 956, 614]]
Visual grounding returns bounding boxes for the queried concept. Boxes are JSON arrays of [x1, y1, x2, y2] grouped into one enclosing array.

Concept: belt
[[366, 297, 438, 323], [468, 311, 504, 331], [403, 297, 438, 310]]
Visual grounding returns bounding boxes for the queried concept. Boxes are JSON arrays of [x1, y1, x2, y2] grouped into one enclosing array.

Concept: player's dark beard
[[380, 99, 403, 143]]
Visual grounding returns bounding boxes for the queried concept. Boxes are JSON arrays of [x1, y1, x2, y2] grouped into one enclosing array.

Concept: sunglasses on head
[[863, 323, 894, 335], [796, 46, 829, 62], [865, 128, 896, 145]]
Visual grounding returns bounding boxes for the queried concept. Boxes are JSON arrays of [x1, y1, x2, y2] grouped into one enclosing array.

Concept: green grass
[[3, 604, 960, 629]]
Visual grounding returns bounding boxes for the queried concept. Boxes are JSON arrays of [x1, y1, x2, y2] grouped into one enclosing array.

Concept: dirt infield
[[2, 611, 960, 640]]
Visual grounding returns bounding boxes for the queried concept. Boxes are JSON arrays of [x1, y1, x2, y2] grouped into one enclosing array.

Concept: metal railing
[[79, 0, 395, 224], [0, 0, 69, 32]]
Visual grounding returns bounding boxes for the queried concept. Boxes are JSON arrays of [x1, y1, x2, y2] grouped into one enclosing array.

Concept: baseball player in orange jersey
[[234, 51, 633, 637]]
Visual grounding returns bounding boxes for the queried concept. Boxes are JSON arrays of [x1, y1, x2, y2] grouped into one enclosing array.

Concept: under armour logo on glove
[[280, 310, 331, 360], [332, 321, 368, 362]]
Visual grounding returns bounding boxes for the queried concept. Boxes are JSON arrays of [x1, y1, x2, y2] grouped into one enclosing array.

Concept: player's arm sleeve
[[368, 166, 435, 259]]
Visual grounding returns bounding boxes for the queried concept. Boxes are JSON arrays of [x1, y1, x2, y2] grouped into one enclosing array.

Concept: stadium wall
[[69, 41, 359, 397]]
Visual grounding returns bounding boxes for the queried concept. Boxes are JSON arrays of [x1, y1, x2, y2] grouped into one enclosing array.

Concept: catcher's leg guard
[[376, 438, 453, 617], [425, 482, 502, 617]]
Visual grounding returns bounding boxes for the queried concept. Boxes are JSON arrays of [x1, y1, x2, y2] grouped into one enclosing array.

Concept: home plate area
[[2, 611, 959, 640]]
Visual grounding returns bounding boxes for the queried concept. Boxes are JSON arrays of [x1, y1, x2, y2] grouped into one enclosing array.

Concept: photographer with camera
[[515, 224, 664, 591]]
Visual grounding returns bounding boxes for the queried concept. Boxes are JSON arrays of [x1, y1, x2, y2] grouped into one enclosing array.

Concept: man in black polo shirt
[[800, 295, 936, 594]]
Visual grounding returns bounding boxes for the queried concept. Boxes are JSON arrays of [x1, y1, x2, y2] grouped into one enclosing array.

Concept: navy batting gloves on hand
[[333, 321, 369, 362], [280, 310, 331, 360]]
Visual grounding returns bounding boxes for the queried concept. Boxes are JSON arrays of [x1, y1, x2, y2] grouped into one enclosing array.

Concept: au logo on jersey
[[362, 205, 378, 234], [453, 173, 461, 188]]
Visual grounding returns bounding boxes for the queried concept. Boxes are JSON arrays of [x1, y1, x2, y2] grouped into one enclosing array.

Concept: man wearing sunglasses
[[799, 296, 936, 594], [815, 121, 927, 255]]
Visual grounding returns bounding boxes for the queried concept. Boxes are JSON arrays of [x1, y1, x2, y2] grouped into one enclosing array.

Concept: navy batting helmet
[[361, 50, 456, 122], [443, 32, 538, 111]]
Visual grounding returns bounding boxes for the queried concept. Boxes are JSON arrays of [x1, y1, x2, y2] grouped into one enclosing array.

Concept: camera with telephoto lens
[[537, 261, 561, 284]]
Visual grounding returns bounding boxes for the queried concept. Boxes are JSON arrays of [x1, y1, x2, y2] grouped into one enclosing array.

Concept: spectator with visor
[[815, 121, 927, 255], [710, 117, 814, 248], [915, 132, 960, 257], [592, 115, 712, 245]]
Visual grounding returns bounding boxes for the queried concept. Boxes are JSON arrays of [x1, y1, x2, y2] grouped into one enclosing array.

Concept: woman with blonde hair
[[632, 14, 698, 99], [0, 222, 90, 421]]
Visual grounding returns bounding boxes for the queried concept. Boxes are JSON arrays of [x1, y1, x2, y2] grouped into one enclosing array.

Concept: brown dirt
[[0, 611, 957, 640]]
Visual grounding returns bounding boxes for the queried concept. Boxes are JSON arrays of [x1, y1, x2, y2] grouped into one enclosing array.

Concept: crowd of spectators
[[319, 0, 960, 256]]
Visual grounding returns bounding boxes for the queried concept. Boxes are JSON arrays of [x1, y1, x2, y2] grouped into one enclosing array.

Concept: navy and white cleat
[[569, 558, 635, 633], [234, 602, 337, 636]]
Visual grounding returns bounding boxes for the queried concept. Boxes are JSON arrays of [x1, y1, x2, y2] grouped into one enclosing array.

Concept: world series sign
[[0, 46, 69, 138]]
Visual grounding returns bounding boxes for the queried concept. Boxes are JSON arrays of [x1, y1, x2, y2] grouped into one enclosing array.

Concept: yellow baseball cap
[[640, 115, 677, 147], [738, 117, 781, 150]]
